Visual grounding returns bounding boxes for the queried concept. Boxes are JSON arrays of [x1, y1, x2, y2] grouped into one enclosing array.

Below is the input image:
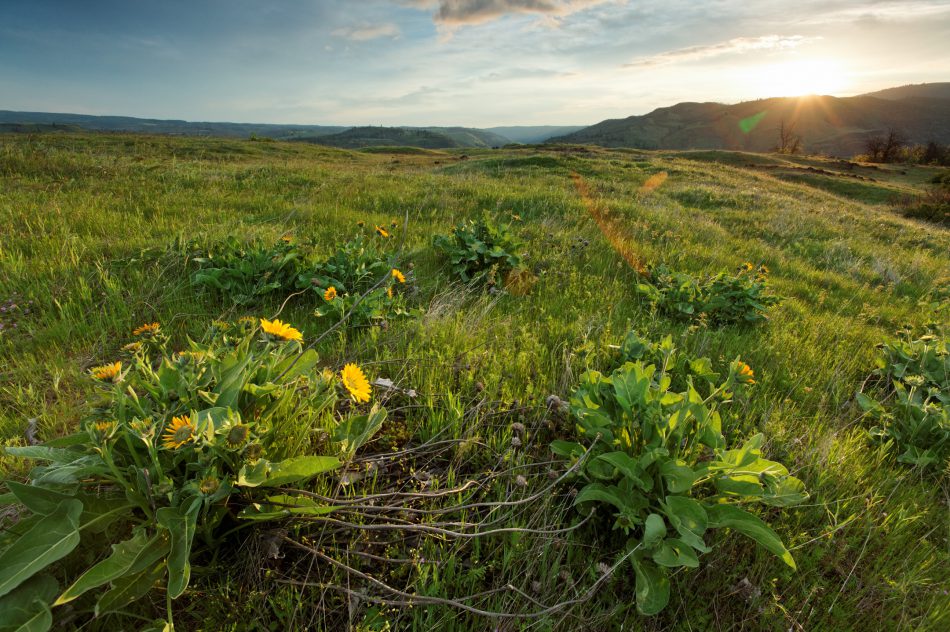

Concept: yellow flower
[[375, 225, 390, 238], [736, 361, 756, 384], [199, 476, 220, 495], [324, 286, 338, 301], [133, 322, 160, 336], [225, 424, 250, 448], [391, 268, 406, 284], [259, 318, 303, 342], [357, 220, 366, 227], [341, 363, 371, 403], [90, 361, 122, 382], [387, 286, 393, 298], [280, 234, 293, 243], [122, 341, 143, 353], [741, 262, 754, 272], [390, 220, 398, 228], [162, 415, 196, 450]]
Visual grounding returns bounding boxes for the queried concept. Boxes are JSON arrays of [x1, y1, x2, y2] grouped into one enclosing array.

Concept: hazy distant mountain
[[551, 83, 950, 156], [421, 127, 512, 147], [291, 125, 515, 149], [0, 110, 347, 139], [861, 82, 950, 101], [486, 125, 586, 143]]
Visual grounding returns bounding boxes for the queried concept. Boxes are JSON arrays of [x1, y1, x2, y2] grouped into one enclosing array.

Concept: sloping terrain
[[552, 85, 950, 156], [0, 133, 947, 630]]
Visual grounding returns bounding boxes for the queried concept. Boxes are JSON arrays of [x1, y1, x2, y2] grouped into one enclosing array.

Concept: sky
[[1, 0, 949, 127]]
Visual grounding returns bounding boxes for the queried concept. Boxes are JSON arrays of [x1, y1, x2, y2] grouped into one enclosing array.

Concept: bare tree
[[776, 119, 802, 154], [866, 129, 907, 163]]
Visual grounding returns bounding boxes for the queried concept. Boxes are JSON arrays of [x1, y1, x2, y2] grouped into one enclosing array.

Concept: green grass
[[1, 133, 948, 630]]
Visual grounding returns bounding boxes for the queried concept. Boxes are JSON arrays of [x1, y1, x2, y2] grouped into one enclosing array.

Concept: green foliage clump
[[636, 263, 779, 325], [0, 319, 385, 630], [552, 333, 805, 615], [190, 237, 302, 305], [433, 215, 523, 286], [857, 330, 949, 471], [302, 237, 412, 328]]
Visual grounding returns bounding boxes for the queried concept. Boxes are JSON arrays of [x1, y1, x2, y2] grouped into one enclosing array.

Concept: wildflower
[[90, 361, 122, 382], [391, 268, 406, 284], [741, 262, 754, 272], [162, 415, 196, 450], [133, 322, 160, 336], [280, 234, 293, 243], [357, 220, 365, 227], [375, 225, 390, 238], [259, 318, 303, 342], [511, 213, 522, 221], [390, 220, 398, 228], [735, 361, 756, 385], [324, 286, 338, 301], [225, 423, 250, 448], [122, 341, 143, 353], [199, 476, 220, 495], [244, 443, 264, 462], [176, 350, 208, 363], [129, 418, 155, 442], [758, 264, 769, 275], [91, 421, 116, 442], [341, 363, 371, 403], [387, 286, 393, 298]]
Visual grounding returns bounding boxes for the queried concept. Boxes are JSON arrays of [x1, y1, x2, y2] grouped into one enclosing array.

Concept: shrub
[[636, 263, 779, 325], [433, 215, 524, 287], [857, 330, 949, 471], [0, 319, 385, 629], [190, 237, 303, 305], [551, 334, 805, 615], [893, 186, 950, 226]]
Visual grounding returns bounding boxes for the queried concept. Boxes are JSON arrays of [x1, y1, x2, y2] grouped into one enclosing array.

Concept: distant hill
[[0, 110, 347, 139], [485, 125, 586, 144], [421, 127, 512, 147], [294, 126, 459, 149], [861, 82, 950, 101], [551, 83, 950, 156]]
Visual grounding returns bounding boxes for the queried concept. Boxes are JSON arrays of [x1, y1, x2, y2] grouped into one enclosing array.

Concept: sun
[[749, 58, 849, 97]]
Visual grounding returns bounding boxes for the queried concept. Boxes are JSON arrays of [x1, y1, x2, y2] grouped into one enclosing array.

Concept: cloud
[[624, 35, 817, 68], [332, 23, 400, 41], [402, 0, 614, 26]]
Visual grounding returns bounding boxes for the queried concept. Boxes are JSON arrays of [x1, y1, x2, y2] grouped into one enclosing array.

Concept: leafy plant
[[0, 319, 384, 629], [857, 330, 949, 471], [190, 237, 302, 305], [636, 263, 779, 325], [300, 237, 412, 329], [552, 334, 805, 615], [433, 215, 524, 287]]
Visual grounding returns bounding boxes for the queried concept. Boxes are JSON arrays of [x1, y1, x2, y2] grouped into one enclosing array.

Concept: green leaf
[[238, 494, 340, 521], [706, 504, 796, 569], [0, 575, 58, 632], [332, 407, 387, 458], [94, 563, 165, 617], [652, 538, 700, 568], [658, 459, 697, 493], [1, 447, 83, 463], [594, 452, 646, 488], [550, 440, 585, 459], [55, 531, 168, 605], [663, 496, 708, 553], [156, 504, 199, 599], [0, 500, 82, 599], [762, 475, 808, 507], [213, 351, 254, 410], [6, 482, 77, 516], [642, 513, 667, 549], [629, 555, 670, 615], [273, 348, 320, 381], [574, 483, 628, 512], [262, 456, 341, 488]]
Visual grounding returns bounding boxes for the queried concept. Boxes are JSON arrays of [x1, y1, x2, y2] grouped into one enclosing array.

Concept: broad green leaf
[[239, 494, 340, 521], [594, 452, 646, 488], [652, 538, 700, 568], [0, 500, 82, 598], [642, 514, 667, 549], [549, 441, 585, 460], [0, 574, 58, 632], [1, 447, 83, 463], [629, 555, 670, 615], [706, 504, 796, 569], [56, 531, 168, 605], [213, 351, 254, 410], [663, 496, 709, 553], [261, 456, 341, 488], [332, 407, 387, 458], [0, 493, 14, 507], [156, 504, 198, 599], [94, 563, 165, 616], [574, 483, 629, 513], [273, 348, 320, 381], [236, 460, 271, 487], [762, 475, 808, 507], [659, 459, 697, 493], [6, 482, 77, 516]]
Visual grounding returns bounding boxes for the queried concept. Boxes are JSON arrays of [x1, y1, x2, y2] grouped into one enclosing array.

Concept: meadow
[[0, 132, 947, 631]]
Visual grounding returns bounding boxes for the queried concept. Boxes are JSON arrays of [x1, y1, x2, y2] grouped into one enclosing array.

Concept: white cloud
[[624, 35, 818, 67], [332, 23, 400, 41]]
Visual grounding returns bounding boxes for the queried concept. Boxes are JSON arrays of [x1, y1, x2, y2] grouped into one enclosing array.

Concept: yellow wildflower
[[375, 225, 390, 238], [90, 361, 122, 382], [736, 361, 756, 385], [341, 363, 371, 403], [259, 318, 303, 342], [132, 322, 160, 336], [391, 268, 406, 284], [162, 415, 196, 450], [324, 286, 338, 301]]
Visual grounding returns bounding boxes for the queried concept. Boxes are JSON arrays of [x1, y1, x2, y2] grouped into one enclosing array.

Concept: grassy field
[[1, 133, 948, 631]]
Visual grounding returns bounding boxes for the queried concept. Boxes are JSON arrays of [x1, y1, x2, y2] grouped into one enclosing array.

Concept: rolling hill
[[291, 125, 509, 149], [550, 83, 950, 156]]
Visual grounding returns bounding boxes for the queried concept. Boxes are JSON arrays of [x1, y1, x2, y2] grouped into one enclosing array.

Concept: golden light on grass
[[341, 363, 371, 403], [162, 415, 196, 450], [259, 318, 303, 342]]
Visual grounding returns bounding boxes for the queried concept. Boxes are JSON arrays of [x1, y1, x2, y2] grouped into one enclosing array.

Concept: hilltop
[[551, 83, 950, 156]]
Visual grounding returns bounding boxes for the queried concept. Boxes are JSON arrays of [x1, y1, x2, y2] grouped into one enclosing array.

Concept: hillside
[[862, 82, 950, 100], [551, 86, 950, 156], [0, 133, 947, 630], [486, 125, 587, 143]]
